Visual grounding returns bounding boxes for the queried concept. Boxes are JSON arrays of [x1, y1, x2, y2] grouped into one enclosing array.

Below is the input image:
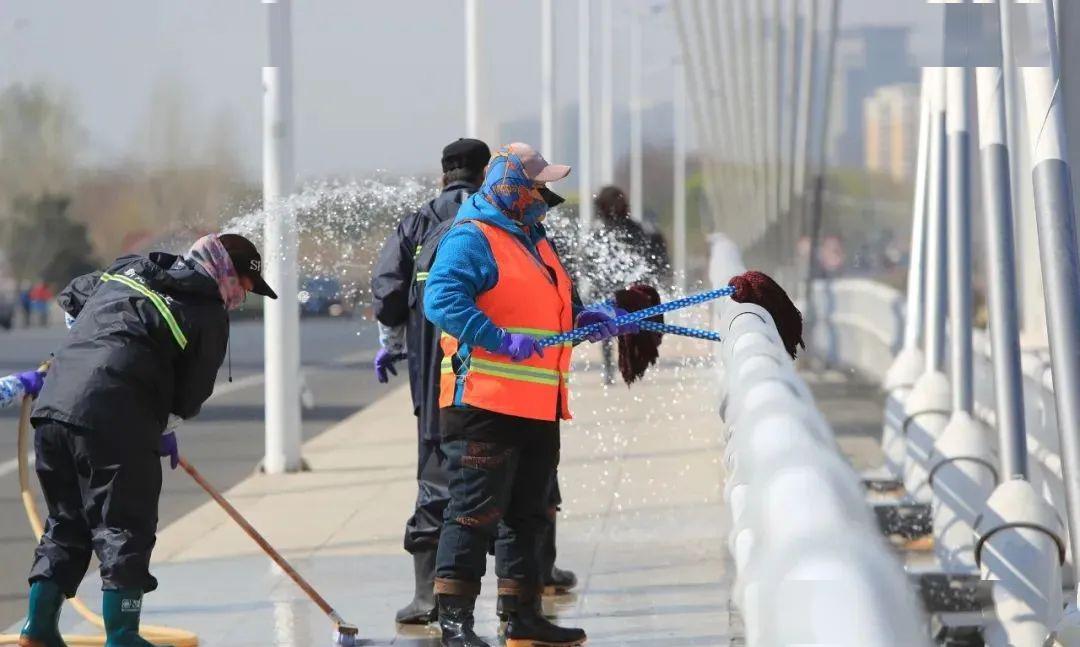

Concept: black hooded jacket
[[33, 253, 229, 448], [371, 181, 478, 441]]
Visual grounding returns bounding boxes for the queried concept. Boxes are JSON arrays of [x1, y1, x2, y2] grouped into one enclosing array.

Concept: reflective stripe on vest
[[438, 220, 574, 421], [101, 272, 189, 349], [440, 356, 568, 386]]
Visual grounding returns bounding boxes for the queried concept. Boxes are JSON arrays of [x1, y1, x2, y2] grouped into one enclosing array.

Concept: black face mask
[[538, 187, 566, 209]]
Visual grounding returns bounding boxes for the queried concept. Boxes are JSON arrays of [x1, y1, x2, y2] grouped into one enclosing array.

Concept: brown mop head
[[728, 270, 804, 359], [613, 283, 664, 385]]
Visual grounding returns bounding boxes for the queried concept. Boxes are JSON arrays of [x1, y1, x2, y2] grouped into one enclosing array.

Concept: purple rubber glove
[[16, 370, 45, 398], [159, 431, 180, 470], [575, 307, 620, 343], [496, 332, 545, 362], [374, 348, 407, 384], [612, 307, 641, 335]]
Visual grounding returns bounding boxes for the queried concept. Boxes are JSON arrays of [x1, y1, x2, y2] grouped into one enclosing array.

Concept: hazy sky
[[1, 1, 933, 180]]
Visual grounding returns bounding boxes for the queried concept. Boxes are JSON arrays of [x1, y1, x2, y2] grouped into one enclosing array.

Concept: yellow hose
[[0, 396, 199, 646]]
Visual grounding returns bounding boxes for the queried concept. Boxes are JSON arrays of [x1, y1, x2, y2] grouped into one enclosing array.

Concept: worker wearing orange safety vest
[[423, 144, 633, 647]]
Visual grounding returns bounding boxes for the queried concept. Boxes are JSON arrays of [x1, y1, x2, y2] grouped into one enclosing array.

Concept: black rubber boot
[[396, 550, 437, 624], [540, 517, 577, 596], [438, 594, 490, 647], [501, 593, 586, 646], [544, 566, 578, 595]]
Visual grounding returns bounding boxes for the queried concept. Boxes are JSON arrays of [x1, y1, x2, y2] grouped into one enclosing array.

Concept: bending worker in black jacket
[[18, 233, 276, 647], [371, 139, 577, 625]]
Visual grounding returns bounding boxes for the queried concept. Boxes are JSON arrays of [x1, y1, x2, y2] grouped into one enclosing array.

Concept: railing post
[[904, 67, 951, 503], [878, 68, 933, 481], [930, 61, 996, 573], [1019, 0, 1080, 611]]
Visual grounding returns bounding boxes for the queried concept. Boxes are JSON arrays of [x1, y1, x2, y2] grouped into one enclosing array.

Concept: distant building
[[864, 83, 920, 181], [828, 26, 918, 169]]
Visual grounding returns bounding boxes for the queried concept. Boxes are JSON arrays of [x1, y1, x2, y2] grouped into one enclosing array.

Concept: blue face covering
[[480, 149, 550, 228]]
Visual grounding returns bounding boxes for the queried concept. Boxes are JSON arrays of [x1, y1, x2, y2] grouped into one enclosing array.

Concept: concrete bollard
[[880, 347, 926, 480], [725, 412, 838, 565], [904, 371, 952, 503], [733, 447, 876, 607], [977, 479, 1065, 647], [748, 533, 930, 646], [930, 411, 997, 572]]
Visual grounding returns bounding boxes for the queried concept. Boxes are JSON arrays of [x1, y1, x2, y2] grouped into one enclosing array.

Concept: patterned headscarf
[[481, 147, 550, 227], [187, 234, 245, 310]]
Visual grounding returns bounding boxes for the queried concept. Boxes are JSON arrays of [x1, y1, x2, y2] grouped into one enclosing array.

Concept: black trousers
[[28, 420, 162, 596], [434, 407, 559, 587], [403, 423, 564, 561], [403, 438, 451, 553]]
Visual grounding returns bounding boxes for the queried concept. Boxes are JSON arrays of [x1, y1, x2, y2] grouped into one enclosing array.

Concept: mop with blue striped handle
[[535, 271, 803, 384]]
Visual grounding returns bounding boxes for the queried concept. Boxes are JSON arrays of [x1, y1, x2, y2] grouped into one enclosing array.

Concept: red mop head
[[613, 283, 664, 385], [728, 271, 804, 359]]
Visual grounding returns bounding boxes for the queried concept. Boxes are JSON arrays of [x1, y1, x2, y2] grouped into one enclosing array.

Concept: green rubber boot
[[102, 590, 163, 647], [19, 580, 68, 647]]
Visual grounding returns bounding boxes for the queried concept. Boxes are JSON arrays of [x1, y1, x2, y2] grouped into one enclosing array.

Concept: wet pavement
[[1, 338, 886, 646]]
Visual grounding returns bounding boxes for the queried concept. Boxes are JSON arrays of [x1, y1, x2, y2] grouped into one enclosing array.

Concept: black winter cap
[[441, 138, 491, 173]]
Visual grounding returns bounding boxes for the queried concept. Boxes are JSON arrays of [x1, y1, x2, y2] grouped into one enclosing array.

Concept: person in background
[[371, 137, 492, 625], [19, 287, 33, 328], [639, 207, 672, 283], [424, 143, 633, 647], [0, 368, 46, 409], [29, 282, 53, 328], [592, 186, 667, 385], [18, 233, 275, 647]]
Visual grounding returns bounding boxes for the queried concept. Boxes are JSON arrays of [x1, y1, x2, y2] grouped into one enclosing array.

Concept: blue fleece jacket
[[422, 191, 550, 353]]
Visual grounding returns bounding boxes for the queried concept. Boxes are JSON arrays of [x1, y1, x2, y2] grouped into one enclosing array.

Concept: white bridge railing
[[804, 274, 1072, 645], [711, 238, 927, 645], [806, 276, 1071, 573]]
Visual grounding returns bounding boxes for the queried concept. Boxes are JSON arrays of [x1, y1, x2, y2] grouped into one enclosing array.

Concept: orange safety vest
[[439, 220, 574, 422]]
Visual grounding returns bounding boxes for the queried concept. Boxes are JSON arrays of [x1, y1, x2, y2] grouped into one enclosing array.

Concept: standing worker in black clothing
[[18, 233, 276, 647], [371, 137, 492, 624], [372, 139, 579, 625]]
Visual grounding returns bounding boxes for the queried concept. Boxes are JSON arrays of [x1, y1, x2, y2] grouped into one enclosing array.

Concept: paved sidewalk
[[26, 339, 730, 646]]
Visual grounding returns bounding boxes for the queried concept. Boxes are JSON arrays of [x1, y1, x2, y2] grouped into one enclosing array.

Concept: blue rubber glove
[[575, 307, 620, 343], [15, 370, 45, 398], [496, 332, 545, 362], [374, 348, 407, 384], [159, 431, 180, 470]]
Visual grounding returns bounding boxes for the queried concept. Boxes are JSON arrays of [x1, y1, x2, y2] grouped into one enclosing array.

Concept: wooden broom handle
[[176, 456, 340, 620]]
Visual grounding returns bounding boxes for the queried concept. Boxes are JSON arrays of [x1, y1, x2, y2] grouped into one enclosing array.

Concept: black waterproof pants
[[434, 407, 559, 588], [403, 438, 451, 553], [28, 419, 162, 596], [403, 424, 564, 562]]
